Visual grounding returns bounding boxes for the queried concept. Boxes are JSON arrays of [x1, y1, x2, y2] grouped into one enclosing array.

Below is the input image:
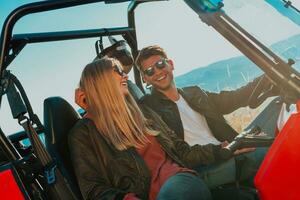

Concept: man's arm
[[207, 75, 277, 114], [141, 105, 231, 168]]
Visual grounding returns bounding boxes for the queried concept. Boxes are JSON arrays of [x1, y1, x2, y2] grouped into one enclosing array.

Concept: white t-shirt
[[175, 95, 221, 146]]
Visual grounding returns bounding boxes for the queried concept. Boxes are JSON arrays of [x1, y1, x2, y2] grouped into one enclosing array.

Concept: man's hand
[[221, 140, 255, 155], [233, 147, 255, 155], [221, 141, 229, 148]]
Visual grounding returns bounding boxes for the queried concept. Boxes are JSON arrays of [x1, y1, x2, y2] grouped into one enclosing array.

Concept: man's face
[[140, 55, 174, 91]]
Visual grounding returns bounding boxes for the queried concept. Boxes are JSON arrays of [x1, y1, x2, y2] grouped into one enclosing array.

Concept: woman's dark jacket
[[68, 106, 224, 200], [139, 75, 276, 142]]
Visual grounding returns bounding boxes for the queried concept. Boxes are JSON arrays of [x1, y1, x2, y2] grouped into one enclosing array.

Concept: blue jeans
[[196, 147, 268, 189], [157, 172, 212, 200]]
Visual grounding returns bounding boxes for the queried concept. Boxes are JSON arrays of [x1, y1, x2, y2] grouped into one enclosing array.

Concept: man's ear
[[141, 73, 146, 83], [142, 73, 152, 86], [75, 88, 88, 110], [140, 71, 147, 83], [168, 59, 174, 70]]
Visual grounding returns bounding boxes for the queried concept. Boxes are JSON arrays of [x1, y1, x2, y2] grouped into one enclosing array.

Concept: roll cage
[[0, 0, 130, 162], [0, 0, 300, 199]]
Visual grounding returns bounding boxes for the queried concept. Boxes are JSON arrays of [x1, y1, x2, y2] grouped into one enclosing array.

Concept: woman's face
[[112, 64, 129, 96]]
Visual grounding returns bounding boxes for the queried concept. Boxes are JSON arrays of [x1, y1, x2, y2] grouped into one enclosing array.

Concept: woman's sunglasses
[[143, 58, 169, 77], [113, 65, 126, 76]]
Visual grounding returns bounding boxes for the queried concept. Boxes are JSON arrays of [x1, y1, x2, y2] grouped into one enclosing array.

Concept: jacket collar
[[151, 87, 170, 101], [150, 87, 196, 107], [151, 86, 224, 122]]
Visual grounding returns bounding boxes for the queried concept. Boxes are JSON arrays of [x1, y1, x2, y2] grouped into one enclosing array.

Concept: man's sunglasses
[[143, 58, 169, 77], [113, 65, 126, 76]]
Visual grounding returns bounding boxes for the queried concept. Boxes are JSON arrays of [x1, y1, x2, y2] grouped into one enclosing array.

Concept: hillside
[[176, 34, 300, 92]]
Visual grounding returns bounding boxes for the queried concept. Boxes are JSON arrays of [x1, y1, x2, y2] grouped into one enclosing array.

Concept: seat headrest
[[128, 80, 144, 101], [43, 96, 82, 199], [44, 96, 80, 147]]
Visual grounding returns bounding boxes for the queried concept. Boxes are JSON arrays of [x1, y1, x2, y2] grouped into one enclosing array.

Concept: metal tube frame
[[197, 11, 300, 95], [0, 0, 138, 165], [0, 0, 167, 165]]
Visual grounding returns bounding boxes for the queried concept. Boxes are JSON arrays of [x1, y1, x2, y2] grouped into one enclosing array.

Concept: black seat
[[128, 80, 144, 101], [43, 96, 82, 200]]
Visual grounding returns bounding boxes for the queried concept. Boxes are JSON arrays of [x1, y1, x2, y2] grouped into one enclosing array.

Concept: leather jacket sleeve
[[68, 121, 128, 200], [166, 128, 227, 168], [174, 136, 222, 167], [203, 74, 276, 114], [141, 106, 228, 168]]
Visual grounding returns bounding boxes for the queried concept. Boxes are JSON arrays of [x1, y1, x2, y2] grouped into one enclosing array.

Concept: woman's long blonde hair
[[79, 58, 156, 150]]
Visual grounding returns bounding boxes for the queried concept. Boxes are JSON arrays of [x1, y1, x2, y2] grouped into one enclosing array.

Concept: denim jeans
[[157, 172, 212, 200], [196, 147, 268, 189]]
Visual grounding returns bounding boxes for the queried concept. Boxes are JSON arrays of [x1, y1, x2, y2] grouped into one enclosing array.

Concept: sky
[[0, 0, 300, 134]]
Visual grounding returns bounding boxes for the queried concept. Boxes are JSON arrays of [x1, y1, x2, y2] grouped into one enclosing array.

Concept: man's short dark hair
[[135, 45, 168, 71]]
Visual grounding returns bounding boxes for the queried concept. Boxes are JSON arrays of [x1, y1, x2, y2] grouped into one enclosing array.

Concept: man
[[136, 45, 277, 188]]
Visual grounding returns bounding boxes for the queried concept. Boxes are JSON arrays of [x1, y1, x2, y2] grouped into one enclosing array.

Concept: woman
[[69, 57, 230, 200]]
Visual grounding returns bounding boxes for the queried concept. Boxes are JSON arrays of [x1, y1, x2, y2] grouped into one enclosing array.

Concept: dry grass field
[[224, 97, 280, 135], [225, 107, 260, 133], [224, 104, 267, 133]]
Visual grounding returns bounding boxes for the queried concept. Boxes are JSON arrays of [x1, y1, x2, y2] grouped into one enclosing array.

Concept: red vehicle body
[[0, 0, 300, 199]]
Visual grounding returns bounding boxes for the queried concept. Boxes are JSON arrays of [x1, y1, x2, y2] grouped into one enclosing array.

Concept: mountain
[[175, 34, 300, 92]]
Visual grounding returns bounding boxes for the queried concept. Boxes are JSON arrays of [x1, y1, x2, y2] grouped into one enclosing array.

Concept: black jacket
[[139, 75, 274, 142], [68, 106, 224, 200]]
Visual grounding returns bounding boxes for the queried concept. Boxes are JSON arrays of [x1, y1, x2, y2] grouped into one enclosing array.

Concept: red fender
[[0, 168, 25, 200], [255, 100, 300, 200]]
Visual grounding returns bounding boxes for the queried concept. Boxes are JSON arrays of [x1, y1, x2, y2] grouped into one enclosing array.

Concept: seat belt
[[19, 117, 78, 200], [5, 70, 78, 200]]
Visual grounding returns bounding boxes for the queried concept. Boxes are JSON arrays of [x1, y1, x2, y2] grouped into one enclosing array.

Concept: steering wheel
[[247, 75, 278, 108]]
